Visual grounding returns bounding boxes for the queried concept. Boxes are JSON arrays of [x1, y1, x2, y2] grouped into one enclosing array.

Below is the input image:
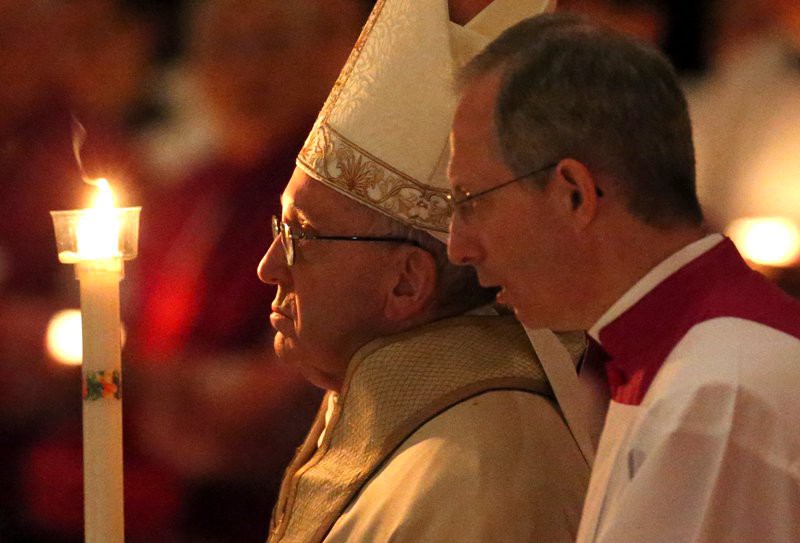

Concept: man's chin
[[272, 332, 296, 362], [494, 285, 507, 305], [501, 299, 536, 328]]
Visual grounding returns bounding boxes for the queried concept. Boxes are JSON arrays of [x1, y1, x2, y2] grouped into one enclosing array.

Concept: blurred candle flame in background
[[46, 308, 127, 366], [726, 216, 800, 268], [46, 309, 83, 365]]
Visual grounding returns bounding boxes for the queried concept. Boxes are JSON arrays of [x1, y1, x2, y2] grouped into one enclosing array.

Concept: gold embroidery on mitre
[[297, 124, 452, 233]]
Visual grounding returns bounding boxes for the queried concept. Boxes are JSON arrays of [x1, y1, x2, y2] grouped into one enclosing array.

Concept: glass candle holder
[[50, 207, 142, 266]]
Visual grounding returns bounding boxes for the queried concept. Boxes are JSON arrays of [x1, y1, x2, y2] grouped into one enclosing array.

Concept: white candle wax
[[78, 261, 124, 543]]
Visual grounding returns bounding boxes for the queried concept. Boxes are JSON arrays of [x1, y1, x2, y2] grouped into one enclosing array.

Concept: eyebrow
[[447, 159, 479, 194], [280, 198, 318, 229]]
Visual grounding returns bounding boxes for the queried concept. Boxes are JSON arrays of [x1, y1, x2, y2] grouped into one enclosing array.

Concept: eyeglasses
[[447, 162, 559, 213], [272, 215, 422, 266], [447, 161, 603, 219]]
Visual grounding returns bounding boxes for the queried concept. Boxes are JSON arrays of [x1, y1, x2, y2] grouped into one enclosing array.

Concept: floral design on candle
[[83, 370, 122, 401]]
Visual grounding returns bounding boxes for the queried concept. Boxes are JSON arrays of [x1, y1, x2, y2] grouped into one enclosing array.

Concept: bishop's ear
[[552, 158, 602, 229], [384, 247, 437, 322]]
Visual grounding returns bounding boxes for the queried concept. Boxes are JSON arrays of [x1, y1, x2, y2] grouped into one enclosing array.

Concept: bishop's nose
[[258, 235, 290, 286]]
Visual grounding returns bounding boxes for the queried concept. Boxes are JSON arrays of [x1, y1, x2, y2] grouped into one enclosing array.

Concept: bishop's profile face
[[257, 168, 394, 391]]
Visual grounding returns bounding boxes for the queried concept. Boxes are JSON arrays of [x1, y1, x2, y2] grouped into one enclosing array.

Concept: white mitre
[[297, 0, 556, 240]]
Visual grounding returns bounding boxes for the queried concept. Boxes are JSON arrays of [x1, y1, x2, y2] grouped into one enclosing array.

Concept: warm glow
[[76, 178, 121, 259], [46, 309, 83, 365], [46, 309, 127, 366], [93, 178, 115, 208], [727, 217, 800, 267]]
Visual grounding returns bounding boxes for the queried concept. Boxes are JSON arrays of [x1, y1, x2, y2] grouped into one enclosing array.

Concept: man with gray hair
[[447, 12, 800, 542], [256, 1, 594, 542]]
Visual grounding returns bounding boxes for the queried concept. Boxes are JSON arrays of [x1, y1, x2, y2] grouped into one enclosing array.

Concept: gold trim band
[[297, 123, 451, 233]]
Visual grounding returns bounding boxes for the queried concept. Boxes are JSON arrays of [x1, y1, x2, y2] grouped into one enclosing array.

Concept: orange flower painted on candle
[[82, 370, 121, 401]]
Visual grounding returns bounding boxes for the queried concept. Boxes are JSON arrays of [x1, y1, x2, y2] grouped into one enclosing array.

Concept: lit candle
[[51, 179, 141, 543]]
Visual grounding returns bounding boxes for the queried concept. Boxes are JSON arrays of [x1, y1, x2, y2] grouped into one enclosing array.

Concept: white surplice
[[577, 235, 800, 542]]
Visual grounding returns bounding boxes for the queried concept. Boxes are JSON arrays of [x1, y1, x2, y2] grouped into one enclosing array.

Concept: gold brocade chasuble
[[267, 314, 556, 543]]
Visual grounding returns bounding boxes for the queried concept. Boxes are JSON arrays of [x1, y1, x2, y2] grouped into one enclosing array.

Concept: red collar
[[597, 238, 800, 405]]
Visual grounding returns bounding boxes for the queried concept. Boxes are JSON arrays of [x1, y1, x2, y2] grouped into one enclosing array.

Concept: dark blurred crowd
[[0, 0, 798, 541]]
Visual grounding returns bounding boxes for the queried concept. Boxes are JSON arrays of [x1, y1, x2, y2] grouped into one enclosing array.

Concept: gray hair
[[458, 13, 703, 228], [366, 212, 499, 318]]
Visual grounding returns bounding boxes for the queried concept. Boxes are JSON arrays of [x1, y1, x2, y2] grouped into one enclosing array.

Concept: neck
[[579, 218, 708, 330]]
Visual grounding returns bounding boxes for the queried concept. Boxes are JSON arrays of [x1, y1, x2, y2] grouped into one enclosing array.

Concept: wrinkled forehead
[[280, 167, 378, 229]]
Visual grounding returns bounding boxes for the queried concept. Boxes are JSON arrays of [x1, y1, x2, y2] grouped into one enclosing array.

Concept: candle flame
[[76, 180, 121, 259], [93, 178, 115, 209]]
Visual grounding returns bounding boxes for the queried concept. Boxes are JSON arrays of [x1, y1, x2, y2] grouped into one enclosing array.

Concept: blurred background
[[0, 0, 798, 541]]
